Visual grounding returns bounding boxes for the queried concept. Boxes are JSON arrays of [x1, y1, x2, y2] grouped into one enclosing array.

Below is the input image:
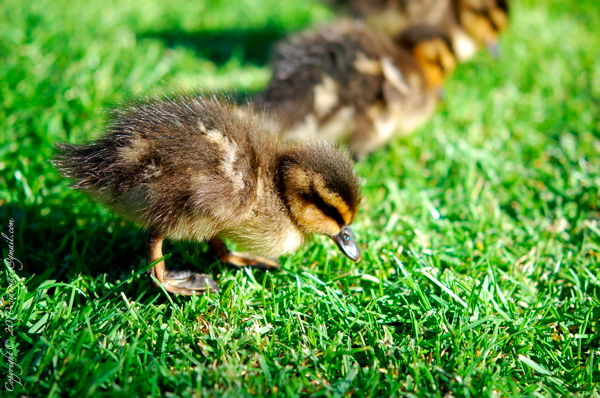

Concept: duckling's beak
[[486, 41, 501, 58], [331, 226, 361, 262]]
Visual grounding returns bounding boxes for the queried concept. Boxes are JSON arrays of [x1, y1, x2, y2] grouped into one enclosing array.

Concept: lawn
[[0, 0, 599, 396]]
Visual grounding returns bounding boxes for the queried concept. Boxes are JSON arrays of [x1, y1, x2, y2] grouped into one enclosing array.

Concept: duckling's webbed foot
[[209, 238, 281, 270], [163, 264, 219, 293], [148, 230, 219, 295]]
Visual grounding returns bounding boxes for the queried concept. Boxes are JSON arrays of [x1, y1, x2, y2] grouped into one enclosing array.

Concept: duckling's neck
[[221, 156, 307, 257]]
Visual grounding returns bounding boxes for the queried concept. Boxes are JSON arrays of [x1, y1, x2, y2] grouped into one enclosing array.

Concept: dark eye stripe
[[437, 56, 445, 73], [301, 189, 346, 227], [471, 8, 501, 32], [488, 13, 500, 31]]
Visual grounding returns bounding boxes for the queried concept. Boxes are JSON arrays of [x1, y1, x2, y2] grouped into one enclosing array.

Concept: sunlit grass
[[0, 0, 599, 396]]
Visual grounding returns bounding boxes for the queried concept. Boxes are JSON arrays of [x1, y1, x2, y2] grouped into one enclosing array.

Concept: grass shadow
[[0, 200, 221, 298], [138, 25, 290, 66]]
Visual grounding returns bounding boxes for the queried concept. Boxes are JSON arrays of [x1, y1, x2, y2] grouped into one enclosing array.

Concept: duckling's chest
[[220, 177, 306, 257], [223, 209, 305, 257], [249, 215, 305, 256], [244, 193, 305, 256]]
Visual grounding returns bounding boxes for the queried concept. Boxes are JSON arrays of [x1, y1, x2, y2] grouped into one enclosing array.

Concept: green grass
[[1, 0, 599, 396]]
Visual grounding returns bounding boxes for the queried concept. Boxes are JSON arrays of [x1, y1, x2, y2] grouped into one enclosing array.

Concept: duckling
[[54, 95, 362, 296], [336, 0, 509, 61], [254, 21, 456, 159], [453, 0, 509, 59]]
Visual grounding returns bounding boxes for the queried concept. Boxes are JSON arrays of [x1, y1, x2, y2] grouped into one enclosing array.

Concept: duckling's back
[[256, 21, 399, 136], [55, 96, 279, 238]]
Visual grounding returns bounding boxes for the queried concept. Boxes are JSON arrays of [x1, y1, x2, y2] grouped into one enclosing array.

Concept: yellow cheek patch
[[413, 39, 455, 90], [438, 44, 457, 77], [285, 175, 341, 235], [461, 10, 499, 44], [490, 8, 508, 32], [312, 174, 355, 225], [338, 206, 355, 226], [286, 166, 357, 230], [296, 202, 341, 236]]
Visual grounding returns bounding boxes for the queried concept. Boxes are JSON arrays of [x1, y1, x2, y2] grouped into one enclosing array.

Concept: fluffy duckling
[[453, 0, 509, 59], [338, 0, 509, 61], [54, 95, 362, 296], [255, 22, 456, 159]]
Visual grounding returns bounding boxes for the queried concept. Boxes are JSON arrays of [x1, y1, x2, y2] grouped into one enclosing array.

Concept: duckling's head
[[455, 0, 509, 56], [279, 142, 362, 262], [396, 25, 457, 93]]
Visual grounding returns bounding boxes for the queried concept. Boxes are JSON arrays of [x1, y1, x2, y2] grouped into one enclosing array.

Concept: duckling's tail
[[53, 142, 116, 190]]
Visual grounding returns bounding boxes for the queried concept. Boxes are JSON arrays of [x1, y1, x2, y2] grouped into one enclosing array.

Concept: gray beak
[[331, 225, 361, 262], [486, 41, 501, 58]]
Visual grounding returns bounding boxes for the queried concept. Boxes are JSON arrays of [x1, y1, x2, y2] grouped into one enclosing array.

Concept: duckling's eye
[[343, 232, 351, 242]]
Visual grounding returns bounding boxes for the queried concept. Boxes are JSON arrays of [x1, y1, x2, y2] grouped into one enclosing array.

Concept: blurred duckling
[[255, 22, 456, 159], [54, 95, 362, 296], [337, 0, 509, 61], [453, 0, 509, 59]]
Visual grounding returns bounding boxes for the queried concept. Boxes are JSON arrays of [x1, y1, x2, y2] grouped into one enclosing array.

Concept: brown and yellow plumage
[[54, 95, 362, 295], [255, 21, 456, 159], [339, 0, 509, 61]]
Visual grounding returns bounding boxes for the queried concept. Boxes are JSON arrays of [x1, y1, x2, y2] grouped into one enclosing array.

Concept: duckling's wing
[[128, 97, 262, 233], [55, 97, 265, 237]]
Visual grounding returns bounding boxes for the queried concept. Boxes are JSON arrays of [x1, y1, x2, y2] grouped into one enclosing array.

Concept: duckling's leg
[[209, 238, 281, 270], [147, 230, 219, 295]]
